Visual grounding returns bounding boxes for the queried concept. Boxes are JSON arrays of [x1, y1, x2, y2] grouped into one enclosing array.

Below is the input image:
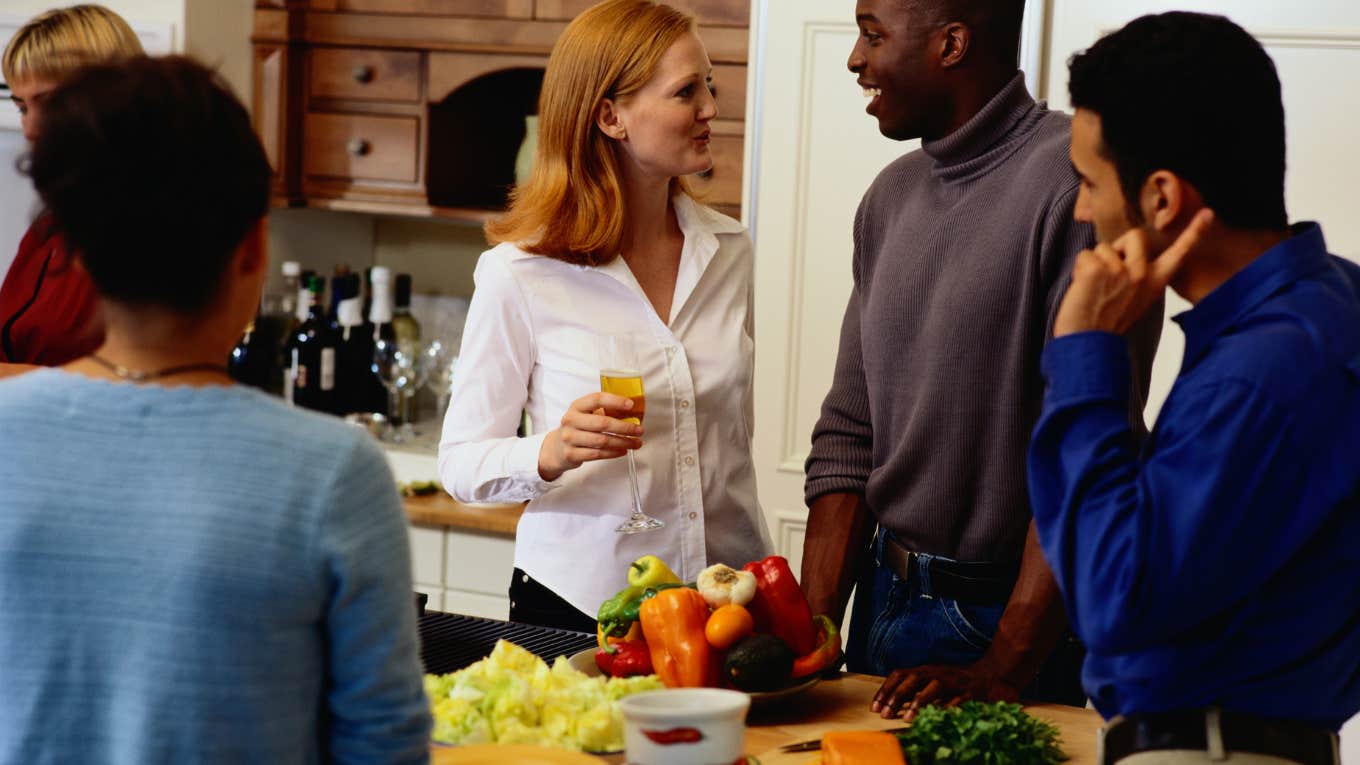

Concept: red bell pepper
[[742, 555, 818, 657], [595, 639, 654, 678]]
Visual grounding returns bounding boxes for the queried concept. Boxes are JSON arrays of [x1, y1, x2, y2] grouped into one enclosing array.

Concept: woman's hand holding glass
[[537, 392, 642, 482]]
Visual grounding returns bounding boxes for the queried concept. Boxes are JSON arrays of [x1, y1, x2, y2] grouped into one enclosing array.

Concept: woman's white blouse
[[438, 196, 773, 615]]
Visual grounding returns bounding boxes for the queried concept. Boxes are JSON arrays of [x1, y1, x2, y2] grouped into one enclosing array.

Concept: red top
[[0, 213, 103, 365]]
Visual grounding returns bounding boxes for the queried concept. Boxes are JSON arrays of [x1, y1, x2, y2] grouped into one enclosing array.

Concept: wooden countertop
[[430, 673, 1102, 764], [402, 493, 525, 536], [745, 674, 1098, 763]]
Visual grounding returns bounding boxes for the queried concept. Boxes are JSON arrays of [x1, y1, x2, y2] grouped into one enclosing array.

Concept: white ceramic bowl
[[619, 688, 749, 765]]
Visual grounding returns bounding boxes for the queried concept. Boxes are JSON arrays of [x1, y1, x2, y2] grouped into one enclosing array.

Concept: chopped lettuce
[[424, 639, 663, 752]]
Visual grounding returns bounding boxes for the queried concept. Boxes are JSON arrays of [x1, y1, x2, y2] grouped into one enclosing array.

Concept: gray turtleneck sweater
[[804, 74, 1157, 562]]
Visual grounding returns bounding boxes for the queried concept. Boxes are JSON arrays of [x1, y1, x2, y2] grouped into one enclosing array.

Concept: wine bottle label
[[320, 348, 336, 391]]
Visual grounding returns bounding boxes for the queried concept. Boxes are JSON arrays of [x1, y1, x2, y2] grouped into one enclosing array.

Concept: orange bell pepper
[[821, 730, 906, 765], [639, 586, 716, 687]]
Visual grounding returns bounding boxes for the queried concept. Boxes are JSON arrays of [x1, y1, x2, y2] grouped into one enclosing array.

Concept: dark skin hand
[[871, 522, 1070, 719]]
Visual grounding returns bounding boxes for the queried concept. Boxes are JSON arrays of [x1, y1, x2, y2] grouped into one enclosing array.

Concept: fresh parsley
[[896, 701, 1066, 765]]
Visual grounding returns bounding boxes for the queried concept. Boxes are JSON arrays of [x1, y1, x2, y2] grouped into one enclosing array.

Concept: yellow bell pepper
[[628, 554, 681, 589]]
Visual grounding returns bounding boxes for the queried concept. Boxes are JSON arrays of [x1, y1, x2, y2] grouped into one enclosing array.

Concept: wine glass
[[598, 334, 663, 533], [372, 338, 421, 443], [422, 338, 459, 423], [396, 340, 430, 442]]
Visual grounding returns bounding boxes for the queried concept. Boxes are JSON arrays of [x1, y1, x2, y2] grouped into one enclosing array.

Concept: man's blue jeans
[[846, 532, 1088, 706]]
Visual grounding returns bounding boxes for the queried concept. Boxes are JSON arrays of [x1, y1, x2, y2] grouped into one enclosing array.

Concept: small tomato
[[704, 603, 755, 650]]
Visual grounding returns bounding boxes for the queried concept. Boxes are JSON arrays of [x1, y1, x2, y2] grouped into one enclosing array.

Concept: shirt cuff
[[507, 431, 563, 496], [1042, 331, 1131, 403]]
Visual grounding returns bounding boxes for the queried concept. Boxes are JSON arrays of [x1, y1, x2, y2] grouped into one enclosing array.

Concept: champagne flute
[[598, 334, 663, 533]]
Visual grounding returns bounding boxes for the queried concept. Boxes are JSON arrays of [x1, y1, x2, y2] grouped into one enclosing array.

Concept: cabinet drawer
[[445, 530, 515, 596], [304, 112, 419, 182], [443, 590, 509, 621], [408, 524, 445, 585], [691, 133, 743, 208], [310, 48, 421, 102]]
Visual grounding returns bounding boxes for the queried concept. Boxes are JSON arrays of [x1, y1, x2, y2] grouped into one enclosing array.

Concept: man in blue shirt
[[1028, 12, 1359, 765]]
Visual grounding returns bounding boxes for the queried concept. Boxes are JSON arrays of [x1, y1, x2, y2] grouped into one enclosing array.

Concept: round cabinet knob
[[347, 138, 371, 157], [352, 65, 375, 84]]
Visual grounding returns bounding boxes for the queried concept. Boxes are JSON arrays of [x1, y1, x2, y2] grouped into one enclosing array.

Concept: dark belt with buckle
[[1103, 709, 1339, 765], [880, 533, 1019, 604]]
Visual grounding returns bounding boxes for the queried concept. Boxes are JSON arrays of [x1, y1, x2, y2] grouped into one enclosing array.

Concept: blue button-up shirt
[[1028, 223, 1360, 730]]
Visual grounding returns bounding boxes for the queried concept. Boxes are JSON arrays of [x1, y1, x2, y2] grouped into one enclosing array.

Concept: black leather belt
[[1103, 709, 1339, 765], [881, 534, 1019, 604]]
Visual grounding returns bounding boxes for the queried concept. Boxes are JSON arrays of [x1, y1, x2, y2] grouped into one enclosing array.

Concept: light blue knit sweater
[[0, 370, 430, 764]]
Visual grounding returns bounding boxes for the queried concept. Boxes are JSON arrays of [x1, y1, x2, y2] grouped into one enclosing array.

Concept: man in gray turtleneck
[[800, 0, 1160, 718]]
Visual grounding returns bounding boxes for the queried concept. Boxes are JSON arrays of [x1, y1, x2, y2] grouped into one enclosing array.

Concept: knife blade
[[777, 725, 911, 753]]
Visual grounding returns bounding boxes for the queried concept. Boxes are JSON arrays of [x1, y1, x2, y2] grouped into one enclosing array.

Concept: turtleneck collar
[[921, 73, 1042, 182]]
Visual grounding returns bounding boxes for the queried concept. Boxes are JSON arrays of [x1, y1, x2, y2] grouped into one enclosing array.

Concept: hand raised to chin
[[1054, 208, 1215, 337]]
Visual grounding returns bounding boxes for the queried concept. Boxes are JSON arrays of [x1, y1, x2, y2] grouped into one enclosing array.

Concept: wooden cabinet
[[251, 0, 751, 221]]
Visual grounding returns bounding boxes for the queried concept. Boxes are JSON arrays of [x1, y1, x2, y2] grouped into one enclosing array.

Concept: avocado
[[723, 634, 795, 692]]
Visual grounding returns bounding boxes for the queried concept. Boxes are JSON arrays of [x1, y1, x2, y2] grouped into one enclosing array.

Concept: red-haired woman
[[439, 0, 772, 631]]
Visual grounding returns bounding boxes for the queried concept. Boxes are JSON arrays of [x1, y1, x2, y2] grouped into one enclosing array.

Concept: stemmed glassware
[[598, 334, 663, 533], [372, 338, 426, 443], [421, 338, 459, 425]]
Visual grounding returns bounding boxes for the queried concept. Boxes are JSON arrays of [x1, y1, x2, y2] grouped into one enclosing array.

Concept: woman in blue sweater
[[0, 56, 430, 763]]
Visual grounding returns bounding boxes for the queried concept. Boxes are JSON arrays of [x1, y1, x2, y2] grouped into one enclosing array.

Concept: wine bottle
[[228, 314, 273, 391], [334, 273, 370, 415], [392, 273, 422, 346], [287, 275, 339, 413], [255, 260, 300, 397], [365, 267, 399, 416]]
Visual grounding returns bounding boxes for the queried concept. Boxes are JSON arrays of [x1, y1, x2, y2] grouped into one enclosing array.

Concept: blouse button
[[688, 512, 698, 520], [680, 399, 690, 409], [684, 456, 695, 466]]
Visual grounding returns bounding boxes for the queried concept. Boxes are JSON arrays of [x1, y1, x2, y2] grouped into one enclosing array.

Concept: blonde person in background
[[439, 0, 772, 631], [0, 5, 143, 378]]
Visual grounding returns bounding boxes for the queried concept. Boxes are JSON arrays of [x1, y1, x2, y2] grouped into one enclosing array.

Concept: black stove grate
[[418, 611, 598, 675]]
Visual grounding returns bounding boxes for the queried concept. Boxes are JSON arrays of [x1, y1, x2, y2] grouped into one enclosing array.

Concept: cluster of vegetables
[[593, 554, 841, 693]]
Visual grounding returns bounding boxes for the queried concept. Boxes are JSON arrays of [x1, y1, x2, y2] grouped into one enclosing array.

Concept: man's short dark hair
[[915, 0, 1027, 70], [1068, 12, 1287, 232], [25, 55, 271, 312]]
